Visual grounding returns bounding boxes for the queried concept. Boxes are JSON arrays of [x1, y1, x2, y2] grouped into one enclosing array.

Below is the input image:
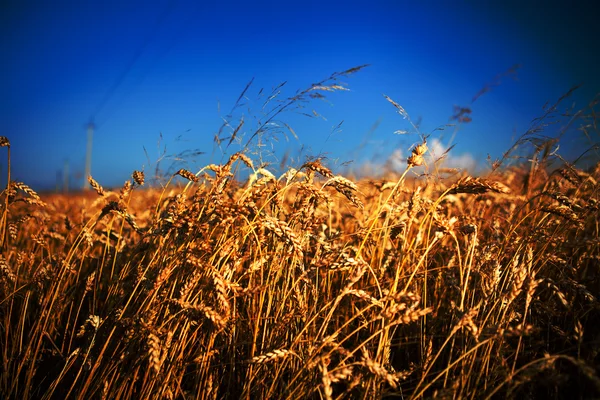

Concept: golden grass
[[0, 77, 599, 399]]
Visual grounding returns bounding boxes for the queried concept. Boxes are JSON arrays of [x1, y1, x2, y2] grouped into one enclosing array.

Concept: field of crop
[[1, 74, 599, 399]]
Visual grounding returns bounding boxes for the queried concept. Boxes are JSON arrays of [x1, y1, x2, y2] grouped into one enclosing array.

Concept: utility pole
[[64, 158, 69, 193], [84, 121, 94, 190]]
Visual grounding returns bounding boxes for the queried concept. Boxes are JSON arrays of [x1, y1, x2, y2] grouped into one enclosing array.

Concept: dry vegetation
[[1, 72, 599, 399]]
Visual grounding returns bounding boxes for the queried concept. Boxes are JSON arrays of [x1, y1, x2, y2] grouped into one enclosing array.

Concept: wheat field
[[0, 73, 599, 399]]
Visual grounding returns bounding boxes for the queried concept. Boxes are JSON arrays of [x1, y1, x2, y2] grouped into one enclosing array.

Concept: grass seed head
[[175, 168, 199, 182], [132, 170, 145, 186], [88, 176, 105, 196]]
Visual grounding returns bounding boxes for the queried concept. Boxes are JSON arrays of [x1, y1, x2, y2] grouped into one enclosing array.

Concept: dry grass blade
[[383, 94, 409, 119]]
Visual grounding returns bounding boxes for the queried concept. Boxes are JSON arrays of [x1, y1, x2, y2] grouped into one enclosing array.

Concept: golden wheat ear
[[175, 168, 199, 182], [132, 170, 145, 186]]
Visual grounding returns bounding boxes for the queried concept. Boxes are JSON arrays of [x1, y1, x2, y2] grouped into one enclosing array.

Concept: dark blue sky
[[1, 0, 598, 191]]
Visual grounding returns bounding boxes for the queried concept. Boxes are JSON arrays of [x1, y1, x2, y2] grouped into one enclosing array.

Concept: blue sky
[[1, 0, 598, 191]]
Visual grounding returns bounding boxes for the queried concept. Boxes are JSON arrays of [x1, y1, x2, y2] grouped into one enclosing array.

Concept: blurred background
[[1, 0, 598, 191]]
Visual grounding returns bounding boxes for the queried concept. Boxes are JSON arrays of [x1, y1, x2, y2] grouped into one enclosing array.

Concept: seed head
[[132, 170, 145, 186], [88, 176, 105, 196], [407, 140, 428, 168], [176, 168, 199, 182], [407, 153, 424, 168]]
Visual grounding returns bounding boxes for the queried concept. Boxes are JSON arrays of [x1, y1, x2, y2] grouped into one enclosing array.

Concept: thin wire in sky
[[94, 3, 200, 131], [89, 0, 177, 124]]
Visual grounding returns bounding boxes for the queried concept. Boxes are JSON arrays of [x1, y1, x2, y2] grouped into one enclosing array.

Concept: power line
[[94, 3, 196, 131], [82, 1, 177, 191], [89, 1, 177, 123]]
